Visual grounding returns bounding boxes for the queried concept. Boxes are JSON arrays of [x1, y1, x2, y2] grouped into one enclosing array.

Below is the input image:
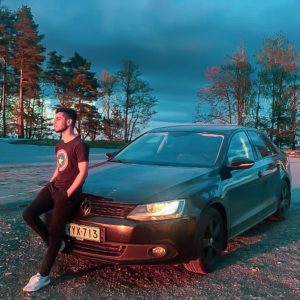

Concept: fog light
[[150, 247, 166, 257]]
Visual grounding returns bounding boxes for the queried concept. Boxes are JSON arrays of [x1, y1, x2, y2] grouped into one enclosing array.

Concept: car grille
[[83, 195, 136, 218], [71, 240, 126, 257]]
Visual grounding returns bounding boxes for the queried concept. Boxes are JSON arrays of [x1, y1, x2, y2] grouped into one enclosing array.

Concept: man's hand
[[66, 161, 88, 197], [55, 189, 69, 202], [48, 184, 69, 202]]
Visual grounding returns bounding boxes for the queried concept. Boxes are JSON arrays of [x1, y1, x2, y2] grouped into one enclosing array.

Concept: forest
[[0, 5, 157, 142], [1, 5, 300, 147], [196, 36, 300, 149]]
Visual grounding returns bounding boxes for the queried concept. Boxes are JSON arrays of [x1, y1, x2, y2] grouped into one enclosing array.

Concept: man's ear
[[67, 119, 72, 126]]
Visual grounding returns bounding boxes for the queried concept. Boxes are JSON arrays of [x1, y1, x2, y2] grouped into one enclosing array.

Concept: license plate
[[69, 223, 101, 242]]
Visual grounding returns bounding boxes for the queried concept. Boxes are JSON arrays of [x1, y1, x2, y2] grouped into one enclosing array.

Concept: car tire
[[184, 207, 224, 274], [272, 180, 290, 221]]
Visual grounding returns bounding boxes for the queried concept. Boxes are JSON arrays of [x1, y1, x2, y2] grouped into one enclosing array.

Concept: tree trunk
[[124, 97, 129, 142], [270, 81, 276, 140], [225, 91, 232, 124], [290, 75, 297, 150], [107, 96, 112, 141], [77, 99, 82, 138], [255, 82, 261, 128], [17, 57, 24, 138], [1, 61, 7, 137], [40, 97, 44, 139]]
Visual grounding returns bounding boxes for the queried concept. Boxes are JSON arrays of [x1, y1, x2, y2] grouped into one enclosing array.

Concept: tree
[[98, 71, 118, 140], [196, 66, 234, 124], [45, 51, 101, 140], [80, 104, 102, 141], [196, 46, 253, 125], [285, 73, 300, 149], [109, 104, 123, 140], [49, 52, 100, 139], [226, 46, 253, 125], [0, 7, 15, 137], [12, 5, 45, 138], [34, 85, 53, 139], [256, 34, 299, 145], [65, 53, 99, 139], [44, 51, 68, 105], [117, 60, 157, 142]]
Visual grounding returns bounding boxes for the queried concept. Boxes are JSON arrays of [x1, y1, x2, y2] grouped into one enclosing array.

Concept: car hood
[[83, 162, 214, 203]]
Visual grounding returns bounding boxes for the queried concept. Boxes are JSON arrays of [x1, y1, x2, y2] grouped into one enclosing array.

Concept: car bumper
[[67, 216, 197, 264]]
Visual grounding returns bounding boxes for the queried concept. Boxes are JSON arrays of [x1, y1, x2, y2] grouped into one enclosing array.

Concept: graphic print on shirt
[[57, 149, 68, 172]]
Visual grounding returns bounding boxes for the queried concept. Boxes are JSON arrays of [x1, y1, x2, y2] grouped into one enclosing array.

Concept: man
[[22, 107, 89, 292]]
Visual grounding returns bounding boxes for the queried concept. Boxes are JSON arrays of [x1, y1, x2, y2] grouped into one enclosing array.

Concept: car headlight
[[127, 199, 185, 221]]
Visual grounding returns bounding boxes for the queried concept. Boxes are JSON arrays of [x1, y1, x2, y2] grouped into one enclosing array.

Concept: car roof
[[148, 124, 253, 135]]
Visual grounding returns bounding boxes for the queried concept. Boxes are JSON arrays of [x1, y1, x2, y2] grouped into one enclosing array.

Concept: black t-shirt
[[54, 136, 89, 190]]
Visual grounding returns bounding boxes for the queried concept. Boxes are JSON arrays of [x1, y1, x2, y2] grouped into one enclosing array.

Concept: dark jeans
[[22, 182, 82, 276]]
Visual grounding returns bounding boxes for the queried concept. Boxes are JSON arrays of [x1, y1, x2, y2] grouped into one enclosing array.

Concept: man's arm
[[66, 161, 89, 197], [49, 167, 58, 183]]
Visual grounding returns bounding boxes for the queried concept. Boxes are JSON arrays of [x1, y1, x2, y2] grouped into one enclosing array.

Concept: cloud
[[4, 0, 300, 125]]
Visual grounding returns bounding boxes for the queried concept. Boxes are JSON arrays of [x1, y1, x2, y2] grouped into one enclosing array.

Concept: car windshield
[[112, 131, 224, 167]]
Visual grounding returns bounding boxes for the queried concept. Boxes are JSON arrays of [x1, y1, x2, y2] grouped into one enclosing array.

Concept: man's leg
[[22, 184, 54, 245], [39, 191, 82, 276]]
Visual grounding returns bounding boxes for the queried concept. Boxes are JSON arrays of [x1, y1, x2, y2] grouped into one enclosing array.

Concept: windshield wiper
[[111, 159, 126, 163]]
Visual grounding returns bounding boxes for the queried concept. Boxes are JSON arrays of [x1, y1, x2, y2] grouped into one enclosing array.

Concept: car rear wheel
[[272, 181, 290, 221], [184, 207, 224, 274]]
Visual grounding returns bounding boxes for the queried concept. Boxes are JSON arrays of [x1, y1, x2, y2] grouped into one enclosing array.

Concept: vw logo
[[80, 200, 92, 216]]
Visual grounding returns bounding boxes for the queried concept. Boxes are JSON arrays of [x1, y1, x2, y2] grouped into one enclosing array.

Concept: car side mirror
[[229, 157, 255, 170], [106, 151, 117, 160]]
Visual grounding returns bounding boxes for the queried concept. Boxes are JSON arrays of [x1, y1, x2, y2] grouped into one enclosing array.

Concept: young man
[[22, 108, 89, 292]]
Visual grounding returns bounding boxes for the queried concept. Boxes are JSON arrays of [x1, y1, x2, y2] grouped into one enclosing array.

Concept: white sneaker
[[23, 273, 50, 292]]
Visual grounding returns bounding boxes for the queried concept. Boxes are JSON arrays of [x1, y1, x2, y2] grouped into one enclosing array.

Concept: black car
[[67, 125, 291, 274]]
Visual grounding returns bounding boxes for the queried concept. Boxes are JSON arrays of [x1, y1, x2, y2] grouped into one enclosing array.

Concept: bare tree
[[197, 46, 253, 126], [98, 71, 118, 141], [256, 33, 299, 145], [117, 60, 157, 142]]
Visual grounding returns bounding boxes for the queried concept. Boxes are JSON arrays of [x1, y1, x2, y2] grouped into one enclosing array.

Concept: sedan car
[[66, 125, 291, 274]]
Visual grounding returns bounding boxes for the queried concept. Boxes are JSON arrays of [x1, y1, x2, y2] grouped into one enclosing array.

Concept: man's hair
[[56, 107, 77, 126]]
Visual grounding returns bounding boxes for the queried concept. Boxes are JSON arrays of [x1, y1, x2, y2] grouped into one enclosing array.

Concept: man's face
[[53, 112, 72, 133]]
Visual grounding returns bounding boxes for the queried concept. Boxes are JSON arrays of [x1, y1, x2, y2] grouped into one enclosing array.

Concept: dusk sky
[[3, 0, 300, 130]]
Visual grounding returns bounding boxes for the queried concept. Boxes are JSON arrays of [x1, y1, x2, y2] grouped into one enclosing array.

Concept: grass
[[9, 139, 127, 149]]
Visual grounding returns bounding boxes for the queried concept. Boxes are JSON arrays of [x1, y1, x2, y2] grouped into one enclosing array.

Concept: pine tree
[[12, 5, 45, 138], [45, 51, 68, 105], [0, 7, 15, 137], [64, 53, 99, 139]]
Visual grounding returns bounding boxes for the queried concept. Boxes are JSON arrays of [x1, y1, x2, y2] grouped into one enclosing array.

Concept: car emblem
[[80, 200, 92, 216]]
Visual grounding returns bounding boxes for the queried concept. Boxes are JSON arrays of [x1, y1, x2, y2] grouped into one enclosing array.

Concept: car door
[[222, 131, 265, 238], [247, 130, 282, 214]]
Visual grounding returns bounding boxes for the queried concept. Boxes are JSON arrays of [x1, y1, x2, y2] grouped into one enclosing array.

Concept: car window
[[247, 131, 274, 159], [227, 131, 254, 164], [113, 131, 224, 167], [261, 135, 279, 155]]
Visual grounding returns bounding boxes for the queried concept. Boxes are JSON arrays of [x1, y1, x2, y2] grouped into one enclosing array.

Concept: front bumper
[[67, 216, 197, 264]]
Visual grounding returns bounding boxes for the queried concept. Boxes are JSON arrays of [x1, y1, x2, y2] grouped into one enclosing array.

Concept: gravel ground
[[0, 158, 299, 299], [0, 198, 299, 299]]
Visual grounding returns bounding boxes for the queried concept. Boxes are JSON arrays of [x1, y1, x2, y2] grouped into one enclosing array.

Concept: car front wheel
[[184, 207, 224, 274]]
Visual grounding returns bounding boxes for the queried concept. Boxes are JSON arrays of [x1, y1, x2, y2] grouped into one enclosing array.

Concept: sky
[[2, 0, 300, 131]]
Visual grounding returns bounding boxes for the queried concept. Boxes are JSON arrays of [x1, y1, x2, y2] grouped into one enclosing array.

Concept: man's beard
[[54, 124, 68, 133]]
